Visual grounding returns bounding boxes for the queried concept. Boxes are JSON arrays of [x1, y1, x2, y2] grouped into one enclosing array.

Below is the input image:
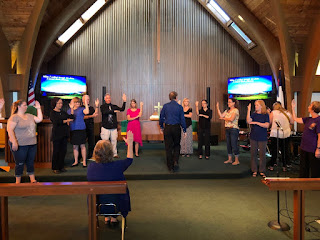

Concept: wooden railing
[[0, 181, 127, 240], [262, 178, 320, 240]]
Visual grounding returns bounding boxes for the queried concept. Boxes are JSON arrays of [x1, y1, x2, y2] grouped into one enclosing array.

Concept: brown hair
[[11, 100, 25, 115], [255, 100, 267, 114], [169, 91, 177, 100], [311, 101, 320, 113], [51, 97, 62, 109], [92, 140, 114, 163], [273, 102, 290, 122], [130, 99, 137, 109], [72, 97, 81, 103], [228, 98, 239, 109]]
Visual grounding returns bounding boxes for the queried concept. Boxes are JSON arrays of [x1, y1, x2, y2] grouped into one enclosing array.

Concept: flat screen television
[[41, 74, 87, 99], [228, 75, 273, 100]]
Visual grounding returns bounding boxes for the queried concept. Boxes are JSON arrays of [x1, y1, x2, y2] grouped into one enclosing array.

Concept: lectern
[[262, 178, 320, 240]]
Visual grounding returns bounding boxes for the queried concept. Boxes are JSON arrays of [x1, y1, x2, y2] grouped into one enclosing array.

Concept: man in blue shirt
[[160, 91, 186, 173]]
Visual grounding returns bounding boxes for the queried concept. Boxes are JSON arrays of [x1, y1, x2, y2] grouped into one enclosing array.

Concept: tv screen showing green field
[[41, 74, 86, 95]]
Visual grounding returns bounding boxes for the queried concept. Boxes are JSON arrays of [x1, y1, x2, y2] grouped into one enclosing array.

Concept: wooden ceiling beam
[[269, 0, 294, 109], [215, 0, 281, 85], [299, 16, 320, 116], [30, 0, 96, 84], [16, 0, 49, 101]]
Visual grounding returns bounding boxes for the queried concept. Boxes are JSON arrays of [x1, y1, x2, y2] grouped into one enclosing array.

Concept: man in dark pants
[[160, 91, 186, 173], [82, 95, 99, 159]]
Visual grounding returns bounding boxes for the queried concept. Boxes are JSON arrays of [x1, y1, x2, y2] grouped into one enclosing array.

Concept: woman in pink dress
[[127, 99, 143, 157]]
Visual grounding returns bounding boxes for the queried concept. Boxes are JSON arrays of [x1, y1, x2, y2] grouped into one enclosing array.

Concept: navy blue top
[[87, 158, 133, 217], [67, 107, 86, 131], [301, 116, 320, 153], [250, 112, 269, 141], [159, 100, 186, 132]]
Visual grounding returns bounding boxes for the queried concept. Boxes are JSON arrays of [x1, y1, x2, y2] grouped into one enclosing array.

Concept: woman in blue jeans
[[217, 98, 240, 165], [7, 100, 43, 183]]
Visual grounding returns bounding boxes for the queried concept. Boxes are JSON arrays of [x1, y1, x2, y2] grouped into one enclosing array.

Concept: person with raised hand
[[87, 131, 134, 224], [291, 99, 320, 177], [7, 100, 43, 183]]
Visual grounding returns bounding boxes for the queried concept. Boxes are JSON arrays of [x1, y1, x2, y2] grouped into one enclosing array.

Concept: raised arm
[[216, 102, 226, 118], [33, 101, 43, 123], [291, 99, 303, 124], [195, 101, 199, 115], [123, 130, 134, 159], [246, 103, 252, 124], [138, 102, 143, 118]]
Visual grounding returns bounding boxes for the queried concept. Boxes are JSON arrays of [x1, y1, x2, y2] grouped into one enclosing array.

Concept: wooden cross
[[154, 102, 163, 116]]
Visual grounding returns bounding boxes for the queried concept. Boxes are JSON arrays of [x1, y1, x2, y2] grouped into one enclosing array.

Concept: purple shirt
[[301, 116, 320, 153]]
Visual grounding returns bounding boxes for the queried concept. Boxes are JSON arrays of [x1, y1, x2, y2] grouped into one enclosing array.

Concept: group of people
[[4, 92, 320, 183], [2, 92, 320, 224]]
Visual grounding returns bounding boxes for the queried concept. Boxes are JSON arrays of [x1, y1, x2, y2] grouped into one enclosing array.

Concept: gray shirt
[[8, 114, 37, 146]]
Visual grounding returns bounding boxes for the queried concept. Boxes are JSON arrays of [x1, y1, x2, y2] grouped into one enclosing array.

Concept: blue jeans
[[9, 142, 37, 177], [225, 128, 239, 156]]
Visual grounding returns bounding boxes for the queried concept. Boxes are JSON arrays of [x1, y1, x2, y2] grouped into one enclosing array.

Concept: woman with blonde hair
[[7, 100, 43, 183], [127, 99, 143, 157], [291, 100, 320, 177], [180, 98, 193, 157], [268, 101, 293, 171], [67, 97, 89, 167], [247, 100, 270, 177], [87, 131, 134, 224]]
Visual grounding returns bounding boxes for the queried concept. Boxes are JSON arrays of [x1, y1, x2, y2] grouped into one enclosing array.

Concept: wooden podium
[[0, 119, 53, 168], [262, 178, 320, 240]]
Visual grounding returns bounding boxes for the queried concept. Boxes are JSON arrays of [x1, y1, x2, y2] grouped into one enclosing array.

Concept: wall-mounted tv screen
[[228, 75, 273, 100], [41, 74, 86, 99]]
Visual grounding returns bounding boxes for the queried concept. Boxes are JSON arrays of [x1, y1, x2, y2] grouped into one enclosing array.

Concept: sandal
[[224, 160, 232, 164], [252, 172, 257, 177], [199, 155, 203, 159], [268, 166, 274, 171], [260, 172, 266, 178]]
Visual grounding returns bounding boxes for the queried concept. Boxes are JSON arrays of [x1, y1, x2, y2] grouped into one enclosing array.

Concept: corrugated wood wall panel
[[48, 0, 259, 126]]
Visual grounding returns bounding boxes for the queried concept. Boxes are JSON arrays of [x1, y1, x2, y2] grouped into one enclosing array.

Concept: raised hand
[[216, 102, 219, 109], [34, 101, 41, 109], [247, 103, 251, 110], [140, 102, 144, 107], [291, 99, 296, 108], [122, 93, 127, 102], [69, 100, 74, 109], [95, 98, 99, 107], [178, 100, 181, 105], [195, 101, 199, 107], [123, 130, 133, 145]]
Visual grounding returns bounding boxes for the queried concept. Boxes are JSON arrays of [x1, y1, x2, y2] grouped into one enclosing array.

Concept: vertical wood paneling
[[47, 0, 259, 125]]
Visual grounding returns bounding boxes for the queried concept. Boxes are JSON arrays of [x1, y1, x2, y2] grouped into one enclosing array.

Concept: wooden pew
[[262, 178, 320, 240], [0, 181, 127, 240]]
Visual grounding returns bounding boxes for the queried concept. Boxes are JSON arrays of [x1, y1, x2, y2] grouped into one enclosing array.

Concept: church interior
[[0, 0, 320, 239]]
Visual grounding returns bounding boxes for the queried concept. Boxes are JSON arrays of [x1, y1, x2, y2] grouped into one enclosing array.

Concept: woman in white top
[[268, 101, 293, 171], [217, 98, 240, 165]]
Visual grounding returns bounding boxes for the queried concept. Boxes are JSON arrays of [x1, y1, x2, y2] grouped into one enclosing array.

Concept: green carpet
[[7, 178, 320, 240]]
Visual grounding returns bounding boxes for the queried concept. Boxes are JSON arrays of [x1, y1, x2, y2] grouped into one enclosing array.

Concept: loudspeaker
[[210, 135, 218, 146], [206, 87, 210, 108], [102, 86, 106, 104]]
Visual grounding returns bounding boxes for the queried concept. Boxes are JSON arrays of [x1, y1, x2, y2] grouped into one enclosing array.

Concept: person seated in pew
[[87, 131, 133, 225]]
